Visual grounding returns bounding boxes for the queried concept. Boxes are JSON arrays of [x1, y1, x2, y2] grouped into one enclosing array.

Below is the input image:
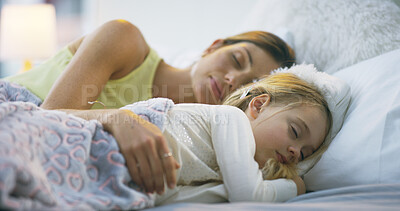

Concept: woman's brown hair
[[223, 31, 296, 68]]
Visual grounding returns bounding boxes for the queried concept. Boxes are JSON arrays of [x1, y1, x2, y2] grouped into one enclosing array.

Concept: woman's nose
[[224, 73, 237, 91], [225, 72, 249, 92]]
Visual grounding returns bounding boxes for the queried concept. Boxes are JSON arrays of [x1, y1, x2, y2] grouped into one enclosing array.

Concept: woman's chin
[[194, 87, 219, 104]]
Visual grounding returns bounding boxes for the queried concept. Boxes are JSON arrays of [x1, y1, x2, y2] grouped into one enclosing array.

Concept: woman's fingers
[[156, 137, 179, 189], [135, 146, 156, 193], [133, 135, 179, 194], [109, 110, 180, 194], [125, 152, 144, 190], [144, 137, 166, 194]]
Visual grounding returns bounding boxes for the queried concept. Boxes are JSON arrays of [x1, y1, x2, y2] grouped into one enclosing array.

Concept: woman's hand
[[61, 109, 180, 194], [106, 109, 180, 194], [292, 176, 306, 195]]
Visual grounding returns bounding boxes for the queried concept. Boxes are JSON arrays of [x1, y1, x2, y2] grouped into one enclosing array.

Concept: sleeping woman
[[4, 19, 295, 109], [2, 19, 296, 195], [0, 65, 351, 209]]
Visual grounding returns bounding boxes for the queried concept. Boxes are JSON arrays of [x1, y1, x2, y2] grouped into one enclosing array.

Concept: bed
[[1, 0, 400, 210], [151, 0, 400, 209]]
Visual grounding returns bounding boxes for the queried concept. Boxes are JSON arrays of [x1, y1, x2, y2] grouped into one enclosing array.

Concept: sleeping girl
[[121, 70, 332, 205], [0, 65, 350, 210]]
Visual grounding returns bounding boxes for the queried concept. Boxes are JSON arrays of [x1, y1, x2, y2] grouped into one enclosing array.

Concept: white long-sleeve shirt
[[155, 104, 297, 205]]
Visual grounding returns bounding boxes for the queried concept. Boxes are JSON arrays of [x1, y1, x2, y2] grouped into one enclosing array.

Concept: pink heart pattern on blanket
[[0, 81, 154, 210]]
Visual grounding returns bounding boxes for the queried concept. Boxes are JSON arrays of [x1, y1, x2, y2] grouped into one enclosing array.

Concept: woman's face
[[191, 41, 280, 104], [246, 95, 328, 168]]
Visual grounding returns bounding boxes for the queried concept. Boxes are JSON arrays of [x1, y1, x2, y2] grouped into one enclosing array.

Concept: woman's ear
[[202, 39, 224, 56], [248, 94, 271, 119]]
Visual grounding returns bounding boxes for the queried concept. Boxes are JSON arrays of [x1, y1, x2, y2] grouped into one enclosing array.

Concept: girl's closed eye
[[290, 124, 300, 139], [300, 151, 305, 161], [232, 51, 244, 69], [290, 124, 306, 160], [291, 125, 298, 138]]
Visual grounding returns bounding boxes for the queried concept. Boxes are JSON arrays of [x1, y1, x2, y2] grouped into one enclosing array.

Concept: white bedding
[[238, 0, 400, 74], [149, 183, 400, 211], [305, 48, 400, 190], [237, 0, 400, 191]]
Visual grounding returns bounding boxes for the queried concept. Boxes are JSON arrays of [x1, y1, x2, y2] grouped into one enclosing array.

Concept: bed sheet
[[150, 183, 400, 210]]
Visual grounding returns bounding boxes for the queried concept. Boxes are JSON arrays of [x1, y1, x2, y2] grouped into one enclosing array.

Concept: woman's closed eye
[[232, 52, 243, 69]]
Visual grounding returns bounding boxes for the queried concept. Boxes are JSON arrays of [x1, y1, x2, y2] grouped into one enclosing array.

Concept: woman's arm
[[41, 20, 149, 109], [61, 108, 180, 194]]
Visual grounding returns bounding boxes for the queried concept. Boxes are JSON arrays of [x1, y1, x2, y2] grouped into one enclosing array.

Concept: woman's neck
[[152, 61, 197, 103]]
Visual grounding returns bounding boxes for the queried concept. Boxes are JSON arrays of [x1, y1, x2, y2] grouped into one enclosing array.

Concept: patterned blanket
[[0, 81, 172, 210]]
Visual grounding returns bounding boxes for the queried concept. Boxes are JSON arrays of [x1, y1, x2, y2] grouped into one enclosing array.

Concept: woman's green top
[[5, 46, 162, 109]]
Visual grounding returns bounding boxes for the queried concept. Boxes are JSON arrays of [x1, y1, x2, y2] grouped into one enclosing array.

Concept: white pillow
[[237, 0, 400, 74], [304, 48, 400, 191]]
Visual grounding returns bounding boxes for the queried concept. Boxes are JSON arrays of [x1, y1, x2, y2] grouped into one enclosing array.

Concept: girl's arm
[[210, 106, 298, 202], [61, 108, 180, 194], [41, 20, 149, 109]]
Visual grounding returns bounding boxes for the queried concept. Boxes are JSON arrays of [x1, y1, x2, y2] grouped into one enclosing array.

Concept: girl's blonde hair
[[223, 73, 332, 179]]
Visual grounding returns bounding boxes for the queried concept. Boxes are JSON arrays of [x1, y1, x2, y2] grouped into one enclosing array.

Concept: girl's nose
[[288, 146, 301, 163]]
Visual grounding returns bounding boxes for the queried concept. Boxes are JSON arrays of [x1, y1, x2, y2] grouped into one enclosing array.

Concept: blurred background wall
[[0, 0, 258, 77]]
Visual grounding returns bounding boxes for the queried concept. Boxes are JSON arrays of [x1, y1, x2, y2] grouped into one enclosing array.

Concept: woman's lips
[[276, 151, 288, 164], [209, 77, 224, 101]]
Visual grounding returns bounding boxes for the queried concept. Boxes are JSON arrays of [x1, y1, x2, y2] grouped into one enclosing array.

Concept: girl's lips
[[276, 151, 288, 164], [209, 77, 223, 101]]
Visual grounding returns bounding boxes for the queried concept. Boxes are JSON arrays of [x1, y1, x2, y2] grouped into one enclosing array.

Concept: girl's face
[[245, 95, 328, 168], [191, 40, 280, 105]]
